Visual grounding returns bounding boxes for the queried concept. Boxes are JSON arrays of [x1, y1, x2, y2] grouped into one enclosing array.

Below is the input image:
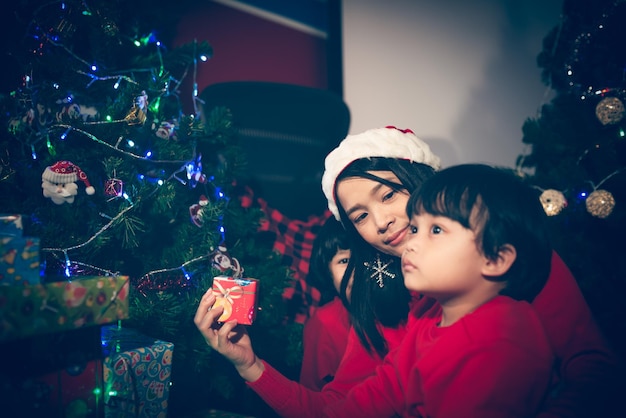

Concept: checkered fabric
[[239, 186, 330, 324], [257, 198, 330, 323]]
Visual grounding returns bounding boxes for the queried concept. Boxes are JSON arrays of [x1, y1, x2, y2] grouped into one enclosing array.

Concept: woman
[[195, 126, 619, 417]]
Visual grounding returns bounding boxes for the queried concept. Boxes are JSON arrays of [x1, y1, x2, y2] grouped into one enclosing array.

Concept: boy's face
[[401, 212, 487, 301], [330, 249, 353, 300], [336, 171, 411, 258]]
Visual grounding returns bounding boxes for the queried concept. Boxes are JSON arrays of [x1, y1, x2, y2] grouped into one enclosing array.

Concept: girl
[[300, 216, 352, 391]]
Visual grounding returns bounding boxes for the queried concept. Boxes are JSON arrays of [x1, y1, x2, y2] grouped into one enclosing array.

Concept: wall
[[342, 0, 564, 168], [173, 1, 331, 114], [172, 1, 345, 219]]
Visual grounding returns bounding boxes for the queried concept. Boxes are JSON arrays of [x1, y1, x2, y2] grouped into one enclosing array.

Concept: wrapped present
[[36, 359, 103, 417], [0, 235, 41, 285], [0, 275, 129, 342], [101, 325, 174, 418], [0, 326, 104, 417], [212, 276, 259, 325], [0, 214, 24, 236]]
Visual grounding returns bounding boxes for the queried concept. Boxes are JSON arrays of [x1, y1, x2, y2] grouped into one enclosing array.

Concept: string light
[[522, 2, 626, 219], [60, 127, 72, 140], [46, 135, 55, 156], [12, 4, 219, 286], [63, 250, 72, 278]]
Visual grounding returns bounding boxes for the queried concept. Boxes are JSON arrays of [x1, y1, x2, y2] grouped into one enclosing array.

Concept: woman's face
[[336, 171, 411, 257]]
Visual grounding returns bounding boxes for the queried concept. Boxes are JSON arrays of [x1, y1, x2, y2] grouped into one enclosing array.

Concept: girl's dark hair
[[307, 216, 351, 306], [335, 157, 436, 357], [406, 163, 552, 303]]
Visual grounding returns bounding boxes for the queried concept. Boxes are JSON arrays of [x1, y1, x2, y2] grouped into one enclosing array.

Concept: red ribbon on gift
[[213, 281, 244, 304]]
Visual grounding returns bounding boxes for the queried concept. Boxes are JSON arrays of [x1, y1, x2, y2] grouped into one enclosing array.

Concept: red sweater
[[325, 296, 553, 417], [247, 252, 620, 417], [300, 297, 351, 391]]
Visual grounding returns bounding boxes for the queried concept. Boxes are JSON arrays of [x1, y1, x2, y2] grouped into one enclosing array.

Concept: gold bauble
[[595, 97, 625, 125], [540, 189, 567, 216], [585, 189, 615, 218]]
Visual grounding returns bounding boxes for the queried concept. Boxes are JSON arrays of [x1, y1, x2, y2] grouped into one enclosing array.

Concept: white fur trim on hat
[[321, 126, 441, 220]]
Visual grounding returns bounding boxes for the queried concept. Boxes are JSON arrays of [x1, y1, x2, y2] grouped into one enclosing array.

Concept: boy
[[326, 163, 554, 417]]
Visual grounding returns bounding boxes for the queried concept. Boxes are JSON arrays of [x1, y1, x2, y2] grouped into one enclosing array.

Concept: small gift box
[[212, 276, 259, 325]]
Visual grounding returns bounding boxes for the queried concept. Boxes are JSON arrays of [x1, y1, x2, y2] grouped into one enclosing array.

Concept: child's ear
[[482, 244, 516, 277]]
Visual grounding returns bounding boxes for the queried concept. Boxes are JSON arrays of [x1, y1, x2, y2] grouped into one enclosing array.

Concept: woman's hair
[[406, 163, 552, 303], [334, 157, 436, 357], [308, 216, 351, 306]]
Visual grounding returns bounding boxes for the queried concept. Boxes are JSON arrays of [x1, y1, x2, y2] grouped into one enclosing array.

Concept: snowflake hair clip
[[364, 253, 397, 288]]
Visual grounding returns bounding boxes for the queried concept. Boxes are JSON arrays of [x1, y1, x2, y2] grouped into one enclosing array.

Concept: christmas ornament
[[53, 18, 77, 41], [104, 178, 124, 197], [124, 91, 149, 125], [595, 97, 625, 125], [134, 272, 194, 294], [56, 102, 100, 122], [42, 160, 95, 205], [585, 189, 615, 218], [154, 120, 178, 140], [210, 245, 243, 279], [98, 10, 119, 37], [189, 195, 209, 227], [186, 154, 206, 187], [539, 189, 567, 216]]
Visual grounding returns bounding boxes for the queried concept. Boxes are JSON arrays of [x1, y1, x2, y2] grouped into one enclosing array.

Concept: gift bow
[[213, 281, 244, 304]]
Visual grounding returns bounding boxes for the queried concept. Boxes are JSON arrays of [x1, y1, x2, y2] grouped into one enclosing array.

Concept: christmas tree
[[1, 1, 302, 416], [519, 0, 626, 355]]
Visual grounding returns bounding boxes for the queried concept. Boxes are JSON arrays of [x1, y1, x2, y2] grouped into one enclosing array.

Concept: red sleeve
[[324, 333, 417, 417], [247, 326, 387, 418], [533, 252, 624, 417], [299, 299, 350, 391]]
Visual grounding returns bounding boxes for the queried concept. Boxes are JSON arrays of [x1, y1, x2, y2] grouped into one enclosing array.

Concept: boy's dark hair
[[335, 157, 436, 357], [308, 216, 351, 307], [406, 163, 552, 303]]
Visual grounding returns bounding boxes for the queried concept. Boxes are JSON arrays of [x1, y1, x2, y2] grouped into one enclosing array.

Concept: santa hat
[[321, 126, 441, 220], [42, 160, 95, 195]]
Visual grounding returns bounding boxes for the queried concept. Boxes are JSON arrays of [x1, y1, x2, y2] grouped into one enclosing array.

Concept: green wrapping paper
[[0, 275, 130, 342]]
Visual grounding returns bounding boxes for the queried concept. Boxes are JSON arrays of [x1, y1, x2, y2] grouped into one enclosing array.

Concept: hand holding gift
[[194, 287, 265, 383]]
